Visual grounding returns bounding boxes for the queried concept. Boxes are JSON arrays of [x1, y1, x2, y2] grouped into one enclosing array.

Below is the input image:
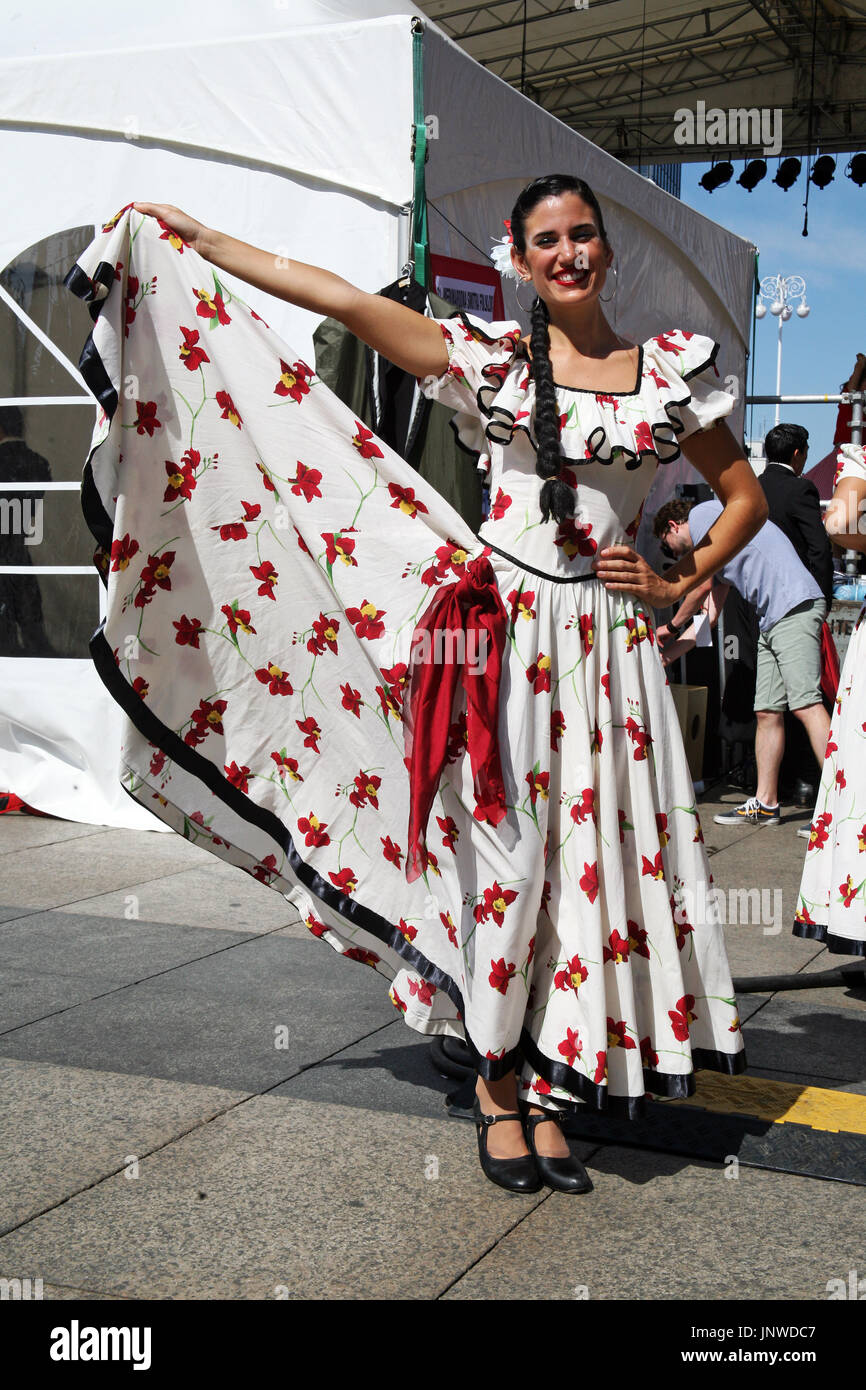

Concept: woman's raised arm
[[132, 202, 450, 381]]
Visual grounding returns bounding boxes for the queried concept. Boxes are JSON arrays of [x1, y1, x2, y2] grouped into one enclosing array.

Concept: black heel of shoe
[[473, 1099, 543, 1194], [521, 1108, 593, 1194]]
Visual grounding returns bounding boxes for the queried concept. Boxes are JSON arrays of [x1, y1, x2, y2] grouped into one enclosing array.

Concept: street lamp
[[754, 273, 809, 424]]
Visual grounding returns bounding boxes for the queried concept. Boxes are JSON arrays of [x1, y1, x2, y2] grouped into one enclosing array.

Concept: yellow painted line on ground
[[662, 1073, 866, 1135]]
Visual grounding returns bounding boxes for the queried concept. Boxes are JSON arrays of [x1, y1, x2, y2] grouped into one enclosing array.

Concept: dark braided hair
[[510, 175, 611, 525]]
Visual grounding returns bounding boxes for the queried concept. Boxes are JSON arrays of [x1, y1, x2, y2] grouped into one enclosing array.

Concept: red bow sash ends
[[403, 556, 508, 882]]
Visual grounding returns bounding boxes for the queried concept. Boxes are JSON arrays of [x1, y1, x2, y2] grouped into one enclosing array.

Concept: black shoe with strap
[[521, 1107, 594, 1194], [472, 1099, 543, 1193]]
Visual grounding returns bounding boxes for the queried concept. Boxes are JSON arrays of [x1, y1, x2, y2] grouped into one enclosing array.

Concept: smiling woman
[[68, 179, 766, 1200]]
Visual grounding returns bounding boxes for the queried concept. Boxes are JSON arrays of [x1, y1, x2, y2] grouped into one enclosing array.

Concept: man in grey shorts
[[652, 497, 830, 827]]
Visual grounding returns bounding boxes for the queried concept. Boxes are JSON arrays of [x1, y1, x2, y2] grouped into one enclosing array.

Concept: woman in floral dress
[[794, 442, 866, 956], [67, 175, 767, 1194]]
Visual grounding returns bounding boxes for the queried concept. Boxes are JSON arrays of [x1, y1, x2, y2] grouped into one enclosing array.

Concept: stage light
[[846, 153, 866, 186], [810, 155, 836, 188], [699, 161, 733, 192], [738, 159, 767, 192], [774, 157, 801, 190]]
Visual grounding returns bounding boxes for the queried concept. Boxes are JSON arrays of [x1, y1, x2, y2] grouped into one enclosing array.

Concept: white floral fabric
[[67, 207, 745, 1115], [795, 443, 866, 955]]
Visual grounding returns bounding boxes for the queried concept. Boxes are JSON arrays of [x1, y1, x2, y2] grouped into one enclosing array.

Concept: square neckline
[[516, 339, 645, 397]]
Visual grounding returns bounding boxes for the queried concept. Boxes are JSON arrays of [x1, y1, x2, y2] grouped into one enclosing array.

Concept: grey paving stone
[[0, 910, 254, 991], [0, 968, 114, 1034], [0, 817, 108, 855], [732, 995, 866, 1086], [0, 827, 203, 915], [0, 935, 395, 1092], [441, 1145, 866, 1300], [0, 1095, 547, 1299], [0, 1057, 245, 1234]]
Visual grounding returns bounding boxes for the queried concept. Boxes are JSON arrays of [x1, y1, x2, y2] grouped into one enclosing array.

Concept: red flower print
[[344, 946, 380, 966], [627, 919, 649, 959], [135, 400, 161, 436], [381, 836, 404, 870], [555, 517, 597, 559], [794, 903, 816, 926], [858, 824, 866, 854], [216, 390, 242, 429], [250, 560, 278, 599], [669, 994, 697, 1042], [139, 549, 175, 595], [591, 721, 603, 754], [150, 748, 166, 776], [440, 910, 458, 947], [163, 449, 200, 503], [195, 288, 231, 324], [408, 977, 436, 1007], [475, 881, 518, 927], [215, 521, 248, 543], [252, 854, 278, 884], [824, 739, 837, 760], [255, 661, 293, 696], [674, 916, 694, 952], [593, 1052, 607, 1084], [554, 954, 588, 994], [642, 851, 664, 880], [446, 712, 468, 762], [173, 614, 203, 648], [390, 987, 407, 1014], [601, 664, 611, 700], [221, 603, 256, 637], [579, 861, 599, 903], [297, 814, 330, 848], [633, 420, 654, 453], [526, 770, 549, 804], [508, 587, 536, 623], [110, 533, 139, 571], [558, 1027, 583, 1066], [271, 751, 302, 782], [346, 600, 386, 641], [656, 812, 669, 848], [540, 880, 552, 915], [532, 1077, 552, 1097], [178, 325, 209, 371], [275, 360, 313, 403], [132, 676, 149, 699], [307, 613, 340, 656], [607, 1018, 636, 1050], [322, 532, 357, 569], [189, 698, 227, 740], [376, 684, 402, 723], [653, 332, 685, 355], [157, 218, 188, 251], [296, 716, 321, 752], [490, 488, 512, 520], [350, 772, 381, 810], [257, 461, 276, 493], [340, 682, 362, 717], [836, 768, 847, 790], [388, 482, 429, 518], [489, 958, 516, 995], [290, 461, 322, 502], [808, 812, 832, 850], [352, 421, 384, 459], [526, 652, 551, 693], [550, 708, 566, 750], [421, 540, 469, 588], [224, 761, 251, 793], [329, 867, 358, 895], [640, 1036, 659, 1067], [839, 875, 858, 908], [603, 930, 630, 965], [306, 913, 327, 938], [571, 787, 596, 826], [437, 815, 459, 852], [579, 613, 594, 655], [618, 808, 631, 841], [397, 919, 417, 944]]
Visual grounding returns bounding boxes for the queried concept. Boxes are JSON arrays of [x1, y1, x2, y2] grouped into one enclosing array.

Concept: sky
[[679, 158, 864, 466]]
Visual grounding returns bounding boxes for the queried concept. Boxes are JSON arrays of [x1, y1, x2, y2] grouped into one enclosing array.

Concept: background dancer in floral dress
[[66, 176, 767, 1196], [795, 442, 866, 957]]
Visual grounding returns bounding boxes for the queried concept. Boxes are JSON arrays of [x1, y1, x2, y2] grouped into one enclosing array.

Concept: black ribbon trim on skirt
[[792, 920, 866, 957], [69, 244, 747, 1115], [477, 535, 598, 584]]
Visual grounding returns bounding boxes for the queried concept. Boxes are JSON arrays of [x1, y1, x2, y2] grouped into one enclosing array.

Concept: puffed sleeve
[[834, 443, 866, 488], [418, 311, 523, 469], [643, 330, 737, 442]]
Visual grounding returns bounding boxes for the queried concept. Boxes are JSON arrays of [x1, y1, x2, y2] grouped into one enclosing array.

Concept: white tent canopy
[[0, 0, 755, 828]]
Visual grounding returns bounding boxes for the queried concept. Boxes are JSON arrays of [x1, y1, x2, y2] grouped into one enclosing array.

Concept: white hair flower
[[490, 219, 522, 283]]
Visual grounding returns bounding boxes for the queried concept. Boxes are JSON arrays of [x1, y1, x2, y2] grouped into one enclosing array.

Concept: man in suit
[[759, 423, 833, 604]]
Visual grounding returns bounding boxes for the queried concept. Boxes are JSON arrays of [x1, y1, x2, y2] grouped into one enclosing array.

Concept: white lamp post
[[754, 274, 810, 425]]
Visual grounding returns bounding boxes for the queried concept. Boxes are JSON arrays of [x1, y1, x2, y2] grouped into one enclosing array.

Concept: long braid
[[510, 173, 611, 526], [530, 296, 574, 525]]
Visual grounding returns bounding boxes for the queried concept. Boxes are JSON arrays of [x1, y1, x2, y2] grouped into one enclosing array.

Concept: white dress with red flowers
[[794, 444, 866, 956], [68, 208, 744, 1116]]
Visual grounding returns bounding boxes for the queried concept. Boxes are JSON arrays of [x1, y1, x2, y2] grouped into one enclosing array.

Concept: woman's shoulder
[[641, 329, 720, 379]]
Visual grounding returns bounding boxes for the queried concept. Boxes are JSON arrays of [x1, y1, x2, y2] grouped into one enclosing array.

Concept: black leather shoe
[[521, 1108, 593, 1194], [473, 1099, 543, 1194]]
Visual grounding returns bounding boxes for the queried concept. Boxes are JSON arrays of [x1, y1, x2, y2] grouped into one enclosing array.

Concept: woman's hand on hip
[[592, 545, 677, 606]]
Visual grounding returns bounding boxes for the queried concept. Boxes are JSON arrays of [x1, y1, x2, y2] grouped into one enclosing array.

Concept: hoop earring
[[599, 264, 618, 303], [515, 278, 536, 313]]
